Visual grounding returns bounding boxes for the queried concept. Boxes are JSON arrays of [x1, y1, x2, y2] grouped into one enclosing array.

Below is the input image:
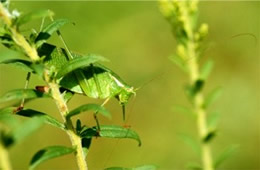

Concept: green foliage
[[174, 105, 195, 118], [168, 54, 187, 72], [207, 112, 220, 130], [29, 145, 76, 170], [16, 109, 65, 130], [0, 2, 142, 169], [203, 130, 217, 143], [17, 9, 54, 26], [67, 103, 111, 119], [56, 54, 108, 79], [200, 60, 214, 80], [80, 125, 141, 146], [186, 162, 202, 170], [2, 117, 44, 148], [35, 19, 70, 47], [185, 79, 204, 99], [105, 165, 157, 170], [203, 87, 222, 109], [0, 89, 50, 103], [214, 145, 239, 168], [0, 59, 33, 72], [179, 133, 200, 155], [159, 0, 235, 169]]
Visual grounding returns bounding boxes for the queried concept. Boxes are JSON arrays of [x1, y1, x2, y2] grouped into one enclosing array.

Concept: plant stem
[[0, 142, 12, 170], [187, 36, 214, 170], [0, 4, 39, 62], [48, 82, 88, 170]]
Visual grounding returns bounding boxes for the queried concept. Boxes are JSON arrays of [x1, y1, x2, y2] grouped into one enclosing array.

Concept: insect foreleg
[[94, 97, 110, 131]]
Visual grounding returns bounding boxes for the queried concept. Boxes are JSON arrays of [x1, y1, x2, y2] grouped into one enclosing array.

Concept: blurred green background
[[0, 1, 259, 170]]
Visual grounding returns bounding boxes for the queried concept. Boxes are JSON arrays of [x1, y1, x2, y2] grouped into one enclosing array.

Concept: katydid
[[37, 43, 136, 122]]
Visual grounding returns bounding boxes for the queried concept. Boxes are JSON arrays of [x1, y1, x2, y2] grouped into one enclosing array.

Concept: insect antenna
[[135, 72, 165, 92], [230, 32, 258, 46]]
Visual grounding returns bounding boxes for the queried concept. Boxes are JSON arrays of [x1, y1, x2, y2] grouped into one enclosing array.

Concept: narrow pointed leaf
[[105, 168, 130, 170], [186, 162, 202, 170], [29, 145, 76, 170], [56, 54, 108, 79], [133, 165, 158, 170], [203, 129, 217, 143], [0, 107, 19, 128], [17, 9, 54, 26], [105, 165, 157, 170], [0, 59, 33, 72], [80, 125, 141, 146], [200, 60, 214, 80], [208, 111, 220, 129], [67, 104, 111, 119], [174, 105, 195, 118], [81, 138, 91, 157], [214, 145, 239, 168], [9, 117, 44, 147], [169, 54, 187, 72], [16, 109, 65, 130], [0, 59, 44, 76], [179, 133, 200, 155], [185, 80, 204, 99], [0, 89, 50, 103], [203, 87, 222, 108], [35, 19, 70, 47], [0, 107, 16, 115]]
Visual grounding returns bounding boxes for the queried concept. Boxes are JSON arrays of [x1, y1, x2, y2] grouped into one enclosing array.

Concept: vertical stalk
[[0, 142, 12, 170], [0, 4, 40, 62], [0, 4, 88, 169], [187, 35, 214, 170], [48, 82, 88, 170]]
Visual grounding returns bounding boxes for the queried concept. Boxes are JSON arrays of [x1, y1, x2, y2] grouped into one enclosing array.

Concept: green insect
[[38, 43, 136, 121]]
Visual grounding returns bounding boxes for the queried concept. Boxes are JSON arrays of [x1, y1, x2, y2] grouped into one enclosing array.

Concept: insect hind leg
[[14, 72, 31, 113]]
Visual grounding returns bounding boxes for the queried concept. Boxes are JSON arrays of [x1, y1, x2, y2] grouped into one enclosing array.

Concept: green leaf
[[0, 50, 21, 62], [185, 79, 204, 98], [207, 111, 220, 129], [0, 89, 50, 103], [169, 54, 187, 72], [200, 60, 214, 80], [0, 59, 45, 77], [133, 165, 158, 170], [105, 168, 130, 170], [56, 54, 108, 79], [17, 9, 54, 26], [203, 87, 222, 108], [29, 145, 75, 170], [0, 107, 16, 115], [35, 19, 70, 47], [203, 129, 217, 143], [179, 133, 200, 155], [80, 125, 141, 146], [173, 105, 195, 118], [186, 162, 202, 170], [16, 109, 65, 130], [105, 165, 158, 170], [62, 90, 74, 103], [9, 117, 44, 147], [67, 104, 111, 119], [214, 145, 239, 168], [0, 107, 19, 128], [0, 59, 33, 72], [81, 138, 91, 157]]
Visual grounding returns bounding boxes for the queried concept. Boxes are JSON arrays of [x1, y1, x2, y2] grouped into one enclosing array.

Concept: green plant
[[0, 2, 150, 170], [159, 1, 237, 170]]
